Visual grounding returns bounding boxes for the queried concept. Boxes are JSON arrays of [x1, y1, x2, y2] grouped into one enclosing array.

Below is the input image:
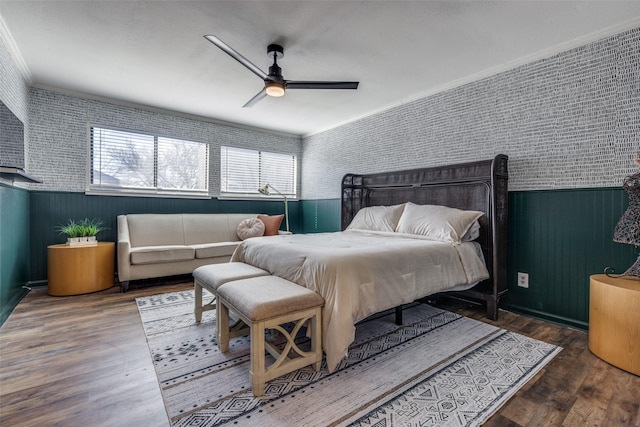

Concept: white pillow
[[462, 220, 481, 241], [236, 217, 265, 240], [395, 203, 484, 244], [346, 204, 406, 232]]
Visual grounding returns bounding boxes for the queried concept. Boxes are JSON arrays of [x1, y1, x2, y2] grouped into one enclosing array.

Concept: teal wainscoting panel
[[505, 187, 633, 330], [300, 199, 341, 233], [28, 192, 300, 282], [0, 184, 30, 326]]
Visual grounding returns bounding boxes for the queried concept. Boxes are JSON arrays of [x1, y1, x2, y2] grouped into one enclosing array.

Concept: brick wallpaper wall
[[302, 28, 640, 199], [0, 36, 30, 181], [27, 89, 302, 193], [0, 38, 28, 123]]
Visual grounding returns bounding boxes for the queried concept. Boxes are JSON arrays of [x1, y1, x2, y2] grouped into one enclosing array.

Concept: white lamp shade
[[265, 82, 285, 97]]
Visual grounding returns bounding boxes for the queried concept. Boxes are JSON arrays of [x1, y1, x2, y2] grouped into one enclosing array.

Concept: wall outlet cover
[[518, 272, 529, 288]]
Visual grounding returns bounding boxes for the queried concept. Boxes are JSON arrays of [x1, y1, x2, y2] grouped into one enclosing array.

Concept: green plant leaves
[[56, 218, 107, 237]]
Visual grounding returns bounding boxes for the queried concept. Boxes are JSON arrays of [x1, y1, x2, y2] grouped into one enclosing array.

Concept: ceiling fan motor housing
[[267, 44, 285, 83], [267, 44, 284, 59], [268, 64, 284, 82]]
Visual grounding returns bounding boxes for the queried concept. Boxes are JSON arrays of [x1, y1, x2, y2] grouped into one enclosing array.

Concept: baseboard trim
[[502, 303, 588, 332], [0, 286, 30, 327], [26, 280, 48, 288]]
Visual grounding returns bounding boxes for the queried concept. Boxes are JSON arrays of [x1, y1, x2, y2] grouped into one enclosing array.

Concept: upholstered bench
[[193, 262, 269, 323], [216, 275, 324, 396]]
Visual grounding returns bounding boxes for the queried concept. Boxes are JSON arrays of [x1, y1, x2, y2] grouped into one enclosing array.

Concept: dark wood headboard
[[341, 154, 509, 319]]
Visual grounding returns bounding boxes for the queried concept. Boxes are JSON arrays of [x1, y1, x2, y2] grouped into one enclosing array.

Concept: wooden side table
[[48, 242, 115, 296], [589, 274, 640, 376]]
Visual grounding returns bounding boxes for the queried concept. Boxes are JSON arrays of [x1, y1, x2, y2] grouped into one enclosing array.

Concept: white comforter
[[230, 230, 489, 372]]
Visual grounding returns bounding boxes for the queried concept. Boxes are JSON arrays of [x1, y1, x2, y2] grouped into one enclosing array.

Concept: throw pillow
[[345, 204, 406, 232], [236, 217, 265, 240], [258, 214, 284, 236], [395, 202, 484, 244]]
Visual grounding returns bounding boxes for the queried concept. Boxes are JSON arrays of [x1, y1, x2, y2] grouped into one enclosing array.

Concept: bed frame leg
[[487, 299, 498, 321], [395, 306, 403, 325]]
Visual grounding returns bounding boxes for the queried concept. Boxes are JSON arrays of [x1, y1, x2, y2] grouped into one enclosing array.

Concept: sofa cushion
[[182, 214, 259, 245], [183, 214, 233, 245], [130, 245, 195, 265], [191, 242, 240, 259], [127, 214, 185, 247]]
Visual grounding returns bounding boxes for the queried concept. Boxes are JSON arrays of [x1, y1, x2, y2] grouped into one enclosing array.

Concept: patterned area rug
[[136, 290, 561, 427]]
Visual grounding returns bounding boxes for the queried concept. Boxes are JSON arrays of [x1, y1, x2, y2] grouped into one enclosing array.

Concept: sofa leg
[[120, 281, 129, 293]]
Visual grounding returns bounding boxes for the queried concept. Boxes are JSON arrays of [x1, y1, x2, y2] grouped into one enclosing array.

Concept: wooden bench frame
[[216, 287, 322, 396]]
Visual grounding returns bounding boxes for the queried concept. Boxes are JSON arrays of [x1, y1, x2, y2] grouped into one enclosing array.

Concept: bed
[[231, 155, 508, 372]]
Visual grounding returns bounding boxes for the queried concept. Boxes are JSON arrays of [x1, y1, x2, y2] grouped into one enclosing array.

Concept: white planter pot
[[67, 236, 97, 246]]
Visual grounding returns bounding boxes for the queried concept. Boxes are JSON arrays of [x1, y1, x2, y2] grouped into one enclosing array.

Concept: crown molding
[[0, 14, 32, 84]]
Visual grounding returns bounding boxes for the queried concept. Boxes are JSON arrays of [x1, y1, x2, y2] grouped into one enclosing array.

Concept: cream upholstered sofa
[[117, 213, 261, 291]]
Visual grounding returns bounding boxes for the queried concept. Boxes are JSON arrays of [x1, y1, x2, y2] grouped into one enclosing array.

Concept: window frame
[[219, 145, 298, 200], [86, 124, 210, 199]]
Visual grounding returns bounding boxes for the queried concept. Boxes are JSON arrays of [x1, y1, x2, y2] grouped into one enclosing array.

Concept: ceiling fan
[[204, 35, 359, 108]]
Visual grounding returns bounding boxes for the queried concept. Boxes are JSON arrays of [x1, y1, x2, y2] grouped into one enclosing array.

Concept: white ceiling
[[2, 1, 640, 137]]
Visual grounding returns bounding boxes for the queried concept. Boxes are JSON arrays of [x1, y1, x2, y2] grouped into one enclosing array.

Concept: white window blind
[[90, 127, 209, 197], [220, 146, 296, 197]]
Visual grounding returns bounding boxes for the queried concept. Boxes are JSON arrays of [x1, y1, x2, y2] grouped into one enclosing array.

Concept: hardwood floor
[[437, 299, 640, 427], [1, 282, 639, 427]]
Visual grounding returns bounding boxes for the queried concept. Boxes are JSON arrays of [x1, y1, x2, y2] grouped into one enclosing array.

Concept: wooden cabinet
[[48, 242, 115, 296], [589, 274, 640, 375]]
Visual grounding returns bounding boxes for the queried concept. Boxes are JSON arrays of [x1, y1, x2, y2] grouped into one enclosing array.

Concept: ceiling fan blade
[[242, 89, 268, 108], [204, 35, 269, 81], [285, 81, 359, 90]]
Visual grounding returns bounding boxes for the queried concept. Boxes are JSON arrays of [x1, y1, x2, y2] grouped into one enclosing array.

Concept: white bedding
[[230, 230, 489, 372]]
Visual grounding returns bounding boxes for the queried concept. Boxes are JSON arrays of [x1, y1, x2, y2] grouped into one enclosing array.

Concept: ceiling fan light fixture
[[265, 81, 285, 97], [205, 35, 358, 107]]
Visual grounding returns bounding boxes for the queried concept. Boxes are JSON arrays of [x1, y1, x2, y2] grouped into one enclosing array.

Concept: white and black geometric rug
[[136, 290, 561, 427]]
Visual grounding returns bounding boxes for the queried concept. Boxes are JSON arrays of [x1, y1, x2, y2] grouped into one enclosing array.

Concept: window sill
[[217, 194, 297, 201], [85, 189, 212, 200]]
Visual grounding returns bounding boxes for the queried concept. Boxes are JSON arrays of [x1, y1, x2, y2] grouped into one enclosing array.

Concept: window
[[220, 146, 297, 198], [89, 127, 209, 197]]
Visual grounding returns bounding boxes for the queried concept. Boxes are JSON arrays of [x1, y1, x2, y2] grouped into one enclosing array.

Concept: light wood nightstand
[[589, 274, 640, 375], [47, 242, 115, 296]]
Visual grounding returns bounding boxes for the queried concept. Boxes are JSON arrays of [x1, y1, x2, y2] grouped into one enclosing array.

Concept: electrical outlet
[[517, 272, 529, 288]]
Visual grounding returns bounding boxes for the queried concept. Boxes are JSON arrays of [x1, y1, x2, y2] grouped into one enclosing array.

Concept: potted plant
[[56, 218, 107, 246]]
